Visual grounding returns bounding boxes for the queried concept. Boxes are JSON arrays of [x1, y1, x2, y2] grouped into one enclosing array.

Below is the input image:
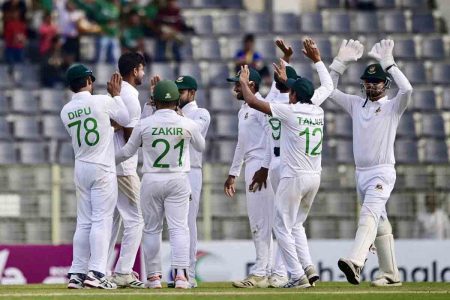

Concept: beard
[[365, 87, 384, 100], [135, 77, 143, 86]]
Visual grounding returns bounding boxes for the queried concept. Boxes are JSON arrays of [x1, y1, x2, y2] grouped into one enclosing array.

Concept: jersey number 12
[[299, 127, 323, 156]]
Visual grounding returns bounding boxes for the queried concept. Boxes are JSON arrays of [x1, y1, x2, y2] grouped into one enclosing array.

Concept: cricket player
[[323, 39, 413, 286], [175, 75, 211, 288], [107, 52, 146, 288], [252, 40, 320, 287], [239, 38, 333, 288], [61, 64, 129, 289], [115, 80, 205, 289], [224, 66, 274, 288]]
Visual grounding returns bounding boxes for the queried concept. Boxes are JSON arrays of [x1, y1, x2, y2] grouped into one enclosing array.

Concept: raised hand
[[302, 38, 321, 63], [275, 39, 293, 63], [150, 75, 161, 94], [239, 65, 250, 85], [330, 39, 364, 74], [107, 72, 122, 97], [272, 58, 288, 83], [368, 39, 395, 70]]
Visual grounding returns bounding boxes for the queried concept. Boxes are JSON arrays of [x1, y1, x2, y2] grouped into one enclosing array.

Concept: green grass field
[[0, 282, 448, 300]]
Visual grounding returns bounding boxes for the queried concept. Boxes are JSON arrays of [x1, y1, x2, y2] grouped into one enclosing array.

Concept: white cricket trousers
[[348, 165, 396, 267], [69, 161, 117, 275], [141, 173, 191, 277], [245, 158, 275, 277], [188, 167, 202, 280], [270, 157, 315, 277], [108, 174, 144, 274], [273, 173, 320, 280]]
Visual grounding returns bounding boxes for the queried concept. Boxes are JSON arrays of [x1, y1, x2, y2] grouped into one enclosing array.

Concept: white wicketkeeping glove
[[368, 39, 395, 71], [329, 39, 364, 75]]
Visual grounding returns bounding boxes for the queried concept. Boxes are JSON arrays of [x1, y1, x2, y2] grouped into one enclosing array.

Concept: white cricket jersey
[[319, 66, 413, 169], [229, 93, 270, 177], [270, 102, 324, 177], [141, 102, 155, 119], [263, 81, 289, 167], [181, 101, 210, 169], [116, 109, 205, 175], [114, 81, 142, 176], [61, 91, 130, 172]]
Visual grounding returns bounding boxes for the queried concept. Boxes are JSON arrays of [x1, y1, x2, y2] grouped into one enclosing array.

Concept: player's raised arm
[[141, 75, 161, 118], [276, 39, 294, 63], [239, 65, 272, 115], [301, 38, 334, 106], [327, 39, 365, 113], [106, 73, 130, 126], [115, 121, 142, 164], [368, 39, 413, 114]]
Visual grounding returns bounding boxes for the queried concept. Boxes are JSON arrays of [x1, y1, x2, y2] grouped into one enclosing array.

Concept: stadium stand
[[0, 0, 449, 244]]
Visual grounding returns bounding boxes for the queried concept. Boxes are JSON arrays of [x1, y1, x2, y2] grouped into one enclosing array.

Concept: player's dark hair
[[118, 52, 146, 77], [154, 99, 179, 110], [69, 76, 89, 93], [293, 91, 313, 105]]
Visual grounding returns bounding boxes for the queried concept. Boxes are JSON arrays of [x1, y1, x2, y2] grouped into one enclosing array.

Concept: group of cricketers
[[60, 35, 412, 289]]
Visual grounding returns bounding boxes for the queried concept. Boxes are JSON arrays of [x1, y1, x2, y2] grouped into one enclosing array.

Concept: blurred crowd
[[1, 0, 195, 87]]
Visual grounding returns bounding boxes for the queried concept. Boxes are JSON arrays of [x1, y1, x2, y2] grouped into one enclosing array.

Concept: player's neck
[[123, 76, 136, 88]]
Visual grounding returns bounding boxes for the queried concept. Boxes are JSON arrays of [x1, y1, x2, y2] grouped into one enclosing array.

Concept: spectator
[[2, 0, 27, 26], [121, 9, 150, 61], [39, 11, 58, 56], [415, 194, 450, 239], [3, 9, 27, 69], [141, 0, 160, 37], [154, 0, 192, 62], [56, 0, 84, 62], [74, 0, 121, 64], [40, 35, 69, 87], [234, 34, 270, 85]]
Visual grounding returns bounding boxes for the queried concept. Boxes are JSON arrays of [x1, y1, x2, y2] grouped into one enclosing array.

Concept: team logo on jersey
[[176, 76, 184, 82], [375, 184, 383, 191], [368, 66, 376, 74], [244, 112, 248, 119], [165, 93, 172, 99]]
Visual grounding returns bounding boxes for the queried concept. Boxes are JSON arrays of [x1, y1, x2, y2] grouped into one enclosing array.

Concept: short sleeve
[[270, 103, 290, 121]]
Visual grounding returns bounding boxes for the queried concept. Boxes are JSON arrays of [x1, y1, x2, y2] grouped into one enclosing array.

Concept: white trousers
[[187, 168, 202, 280], [108, 174, 144, 274], [349, 165, 396, 266], [69, 161, 117, 275], [270, 158, 314, 277], [141, 173, 191, 277], [273, 173, 320, 279], [244, 158, 275, 277]]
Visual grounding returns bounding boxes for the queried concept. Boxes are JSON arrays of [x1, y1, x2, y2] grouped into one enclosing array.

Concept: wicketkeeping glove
[[329, 39, 364, 75], [368, 39, 395, 71]]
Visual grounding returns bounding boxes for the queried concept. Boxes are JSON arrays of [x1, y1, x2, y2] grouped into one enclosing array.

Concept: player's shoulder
[[196, 107, 211, 119]]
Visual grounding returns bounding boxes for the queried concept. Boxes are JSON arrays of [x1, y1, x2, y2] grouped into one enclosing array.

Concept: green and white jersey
[[270, 102, 324, 177], [60, 91, 130, 172], [116, 109, 205, 174]]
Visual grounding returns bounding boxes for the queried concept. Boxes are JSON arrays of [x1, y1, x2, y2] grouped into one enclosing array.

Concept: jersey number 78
[[68, 118, 100, 147]]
